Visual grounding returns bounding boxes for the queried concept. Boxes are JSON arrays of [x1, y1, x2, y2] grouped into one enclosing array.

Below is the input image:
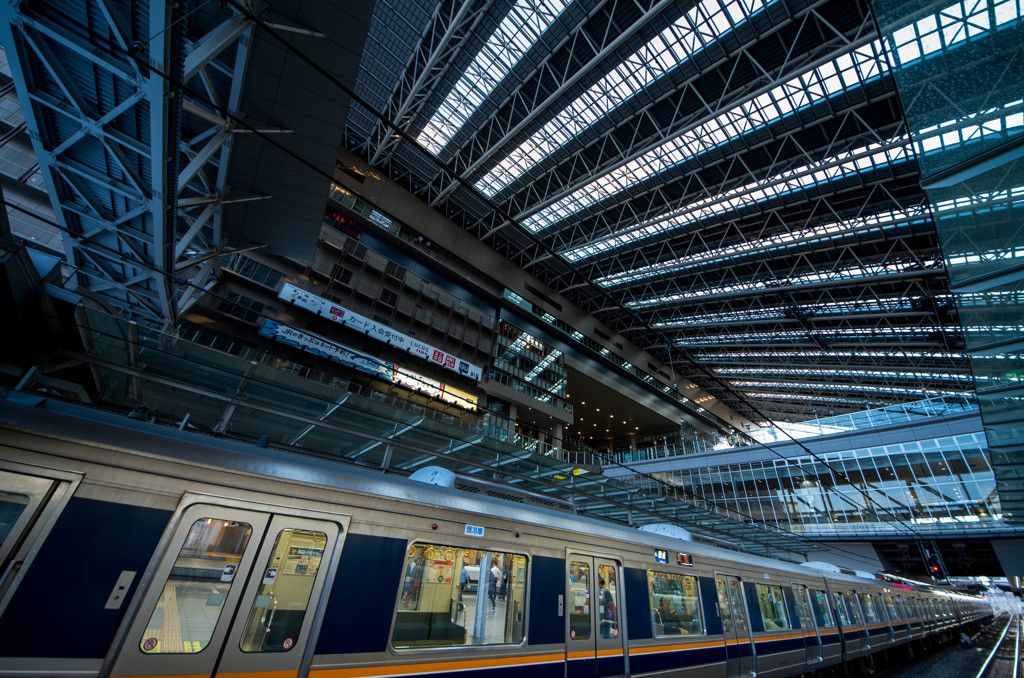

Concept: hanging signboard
[[279, 283, 483, 381], [259, 320, 478, 410]]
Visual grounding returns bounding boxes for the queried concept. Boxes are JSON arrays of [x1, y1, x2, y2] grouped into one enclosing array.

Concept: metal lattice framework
[[0, 0, 980, 425], [0, 0, 257, 326], [343, 0, 973, 423]]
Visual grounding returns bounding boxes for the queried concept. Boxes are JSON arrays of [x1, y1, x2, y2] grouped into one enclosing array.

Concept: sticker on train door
[[221, 564, 237, 582]]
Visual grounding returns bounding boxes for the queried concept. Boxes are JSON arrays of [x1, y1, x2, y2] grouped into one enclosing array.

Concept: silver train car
[[0, 394, 992, 678]]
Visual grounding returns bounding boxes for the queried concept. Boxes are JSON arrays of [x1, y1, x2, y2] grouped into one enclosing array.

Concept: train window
[[239, 528, 327, 652], [716, 580, 733, 632], [598, 564, 618, 639], [754, 584, 789, 630], [569, 560, 591, 640], [883, 595, 902, 622], [858, 593, 880, 623], [648, 571, 703, 637], [391, 543, 527, 649], [140, 518, 254, 654], [812, 589, 835, 627], [793, 585, 813, 630], [728, 580, 746, 630], [832, 592, 852, 626], [0, 491, 29, 549], [845, 591, 862, 623]]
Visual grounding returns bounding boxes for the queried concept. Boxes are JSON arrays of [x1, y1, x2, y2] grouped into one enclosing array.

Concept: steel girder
[[365, 0, 494, 167], [335, 0, 973, 420], [0, 0, 256, 327]]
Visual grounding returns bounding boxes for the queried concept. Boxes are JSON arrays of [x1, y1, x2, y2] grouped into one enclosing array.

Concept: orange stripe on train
[[311, 652, 565, 678]]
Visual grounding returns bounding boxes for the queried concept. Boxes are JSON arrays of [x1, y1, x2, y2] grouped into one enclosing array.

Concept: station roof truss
[[0, 0, 991, 422], [344, 0, 975, 424], [0, 0, 259, 327]]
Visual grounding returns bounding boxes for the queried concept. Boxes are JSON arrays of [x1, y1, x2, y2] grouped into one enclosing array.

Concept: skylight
[[475, 0, 775, 197], [597, 206, 930, 287], [651, 295, 945, 328], [630, 257, 936, 309], [676, 326, 949, 344], [731, 380, 964, 397], [565, 138, 911, 262], [710, 349, 967, 360], [743, 392, 880, 406], [522, 40, 891, 234], [933, 183, 1024, 219], [915, 99, 1024, 156], [718, 366, 973, 383], [888, 0, 1024, 68], [417, 0, 568, 155]]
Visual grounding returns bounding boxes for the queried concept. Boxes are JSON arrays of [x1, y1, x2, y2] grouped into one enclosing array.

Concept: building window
[[218, 292, 265, 324], [221, 253, 282, 289]]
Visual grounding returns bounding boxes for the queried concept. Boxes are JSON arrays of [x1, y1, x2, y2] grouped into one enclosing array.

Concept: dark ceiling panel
[[224, 0, 374, 259]]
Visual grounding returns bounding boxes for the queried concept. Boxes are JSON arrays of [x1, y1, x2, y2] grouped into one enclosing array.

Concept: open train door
[[106, 498, 348, 678], [565, 553, 625, 678]]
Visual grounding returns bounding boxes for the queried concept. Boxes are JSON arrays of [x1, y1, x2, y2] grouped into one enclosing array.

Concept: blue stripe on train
[[628, 645, 726, 673], [410, 663, 566, 678], [756, 636, 805, 653]]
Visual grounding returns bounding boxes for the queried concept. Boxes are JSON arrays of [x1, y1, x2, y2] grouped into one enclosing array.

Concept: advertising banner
[[279, 283, 483, 381], [259, 319, 478, 410]]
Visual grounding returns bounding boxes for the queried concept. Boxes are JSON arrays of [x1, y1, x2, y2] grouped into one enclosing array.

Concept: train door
[[565, 554, 625, 678], [715, 574, 754, 678], [0, 465, 79, 617], [793, 583, 822, 664], [107, 501, 345, 678]]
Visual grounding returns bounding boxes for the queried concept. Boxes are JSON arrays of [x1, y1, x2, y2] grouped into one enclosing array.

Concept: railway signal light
[[927, 554, 944, 579]]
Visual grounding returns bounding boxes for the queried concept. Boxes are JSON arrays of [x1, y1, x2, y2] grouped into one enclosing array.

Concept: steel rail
[[975, 613, 1018, 678]]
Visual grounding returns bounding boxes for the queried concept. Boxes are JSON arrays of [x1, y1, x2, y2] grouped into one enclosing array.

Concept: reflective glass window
[[755, 583, 790, 630], [859, 593, 880, 622], [569, 560, 591, 640], [832, 592, 852, 626], [598, 564, 619, 639], [648, 571, 703, 636], [813, 589, 835, 627], [141, 518, 253, 654], [729, 580, 747, 631], [392, 543, 527, 648], [0, 492, 29, 550], [239, 528, 327, 652], [716, 579, 733, 632]]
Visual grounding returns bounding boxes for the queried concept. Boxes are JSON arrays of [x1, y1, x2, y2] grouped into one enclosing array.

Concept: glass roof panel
[[526, 42, 892, 234], [650, 295, 953, 327], [597, 206, 931, 288], [718, 366, 973, 383], [417, 0, 569, 155], [569, 139, 913, 264], [677, 327, 953, 344], [731, 380, 965, 397], [475, 0, 776, 197], [628, 256, 939, 308], [888, 0, 1021, 68], [713, 349, 968, 360]]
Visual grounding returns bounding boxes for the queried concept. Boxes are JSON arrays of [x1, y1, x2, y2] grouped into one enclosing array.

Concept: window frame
[[754, 582, 790, 631], [389, 541, 529, 651], [646, 570, 705, 638]]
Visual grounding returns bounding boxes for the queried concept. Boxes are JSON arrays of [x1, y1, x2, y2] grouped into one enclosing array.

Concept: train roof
[[0, 392, 880, 584]]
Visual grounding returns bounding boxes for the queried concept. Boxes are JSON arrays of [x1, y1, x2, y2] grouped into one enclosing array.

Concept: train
[[0, 392, 993, 678]]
